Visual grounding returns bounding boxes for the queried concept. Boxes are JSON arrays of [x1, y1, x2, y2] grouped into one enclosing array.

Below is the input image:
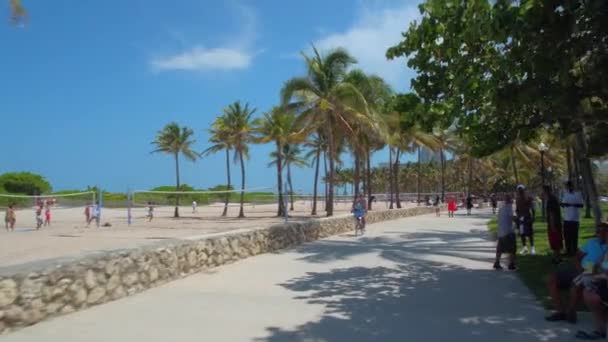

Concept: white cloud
[[313, 3, 419, 90], [150, 2, 258, 72], [151, 47, 252, 71]]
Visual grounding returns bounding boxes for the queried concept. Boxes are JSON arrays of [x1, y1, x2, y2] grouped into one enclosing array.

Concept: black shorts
[[564, 220, 579, 231], [497, 233, 516, 254], [555, 263, 583, 290], [517, 216, 533, 236]]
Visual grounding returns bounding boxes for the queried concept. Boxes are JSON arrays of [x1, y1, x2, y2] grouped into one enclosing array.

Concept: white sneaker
[[530, 247, 536, 255], [520, 246, 529, 255]]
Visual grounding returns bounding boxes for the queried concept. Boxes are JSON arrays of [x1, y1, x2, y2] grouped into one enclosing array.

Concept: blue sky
[[0, 0, 420, 193]]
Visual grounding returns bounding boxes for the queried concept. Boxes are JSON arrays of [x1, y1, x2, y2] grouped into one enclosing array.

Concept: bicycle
[[354, 215, 365, 237]]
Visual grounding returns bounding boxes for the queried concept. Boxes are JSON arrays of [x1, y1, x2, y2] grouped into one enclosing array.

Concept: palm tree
[[304, 133, 327, 215], [281, 46, 371, 216], [281, 144, 308, 210], [9, 0, 26, 24], [203, 116, 232, 216], [344, 70, 392, 209], [151, 122, 199, 217], [223, 101, 256, 218], [256, 107, 307, 216]]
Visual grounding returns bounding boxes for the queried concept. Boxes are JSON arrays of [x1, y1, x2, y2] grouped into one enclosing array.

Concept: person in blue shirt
[[351, 192, 367, 233], [546, 223, 608, 323], [577, 223, 608, 340]]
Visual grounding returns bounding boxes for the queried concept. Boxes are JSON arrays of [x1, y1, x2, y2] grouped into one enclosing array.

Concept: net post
[[97, 187, 102, 228], [127, 189, 132, 226]]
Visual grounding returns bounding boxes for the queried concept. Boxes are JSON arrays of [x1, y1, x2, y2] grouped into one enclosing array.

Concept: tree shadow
[[258, 213, 575, 341], [256, 261, 571, 342]]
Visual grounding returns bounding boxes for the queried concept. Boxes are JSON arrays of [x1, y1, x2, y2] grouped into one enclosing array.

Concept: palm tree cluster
[[152, 45, 576, 219]]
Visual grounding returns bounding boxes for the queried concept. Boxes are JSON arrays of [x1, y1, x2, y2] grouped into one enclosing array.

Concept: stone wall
[[0, 206, 435, 333]]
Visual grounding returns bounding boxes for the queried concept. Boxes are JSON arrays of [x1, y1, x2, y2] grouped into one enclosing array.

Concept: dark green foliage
[[0, 172, 52, 195]]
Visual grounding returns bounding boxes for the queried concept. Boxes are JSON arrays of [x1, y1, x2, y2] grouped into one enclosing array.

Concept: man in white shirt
[[560, 181, 584, 256], [494, 194, 516, 270], [192, 200, 197, 213]]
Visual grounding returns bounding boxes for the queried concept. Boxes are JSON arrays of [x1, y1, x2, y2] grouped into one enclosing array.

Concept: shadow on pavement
[[257, 213, 574, 342]]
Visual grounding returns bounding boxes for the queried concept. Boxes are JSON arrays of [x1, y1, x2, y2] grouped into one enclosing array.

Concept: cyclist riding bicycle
[[352, 192, 368, 234]]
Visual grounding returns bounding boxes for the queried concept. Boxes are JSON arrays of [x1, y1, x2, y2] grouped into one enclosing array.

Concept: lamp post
[[539, 142, 548, 185], [538, 142, 548, 220]]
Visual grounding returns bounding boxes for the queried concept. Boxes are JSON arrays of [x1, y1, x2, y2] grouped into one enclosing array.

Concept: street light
[[538, 142, 549, 220], [539, 142, 548, 185]]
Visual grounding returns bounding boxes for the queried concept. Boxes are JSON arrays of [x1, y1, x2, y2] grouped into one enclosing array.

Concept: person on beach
[[35, 205, 44, 229], [4, 204, 16, 231], [447, 197, 456, 217], [493, 194, 516, 270], [192, 200, 197, 213], [544, 185, 564, 264], [87, 204, 99, 227], [516, 185, 536, 255], [84, 203, 91, 223], [561, 180, 585, 257], [44, 205, 51, 226], [147, 202, 154, 222]]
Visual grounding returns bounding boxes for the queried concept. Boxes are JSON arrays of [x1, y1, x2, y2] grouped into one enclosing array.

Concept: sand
[[0, 199, 407, 269]]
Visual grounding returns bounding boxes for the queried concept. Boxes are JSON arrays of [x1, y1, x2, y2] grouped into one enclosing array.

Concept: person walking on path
[[544, 185, 563, 264], [494, 194, 516, 270], [466, 195, 473, 215], [433, 195, 441, 217], [561, 180, 584, 257], [447, 197, 456, 217], [516, 184, 536, 255], [192, 200, 197, 214], [4, 204, 16, 231], [491, 193, 498, 215]]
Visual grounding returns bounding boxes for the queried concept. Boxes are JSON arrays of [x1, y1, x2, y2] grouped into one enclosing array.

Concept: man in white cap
[[560, 180, 584, 257], [516, 184, 536, 255]]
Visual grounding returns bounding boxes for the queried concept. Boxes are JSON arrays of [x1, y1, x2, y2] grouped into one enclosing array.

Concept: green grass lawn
[[487, 206, 608, 308]]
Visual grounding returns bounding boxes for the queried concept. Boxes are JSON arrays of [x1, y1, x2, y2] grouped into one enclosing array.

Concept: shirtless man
[[516, 185, 536, 255]]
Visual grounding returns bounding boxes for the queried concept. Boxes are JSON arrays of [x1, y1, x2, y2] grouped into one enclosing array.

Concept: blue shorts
[[353, 211, 363, 219]]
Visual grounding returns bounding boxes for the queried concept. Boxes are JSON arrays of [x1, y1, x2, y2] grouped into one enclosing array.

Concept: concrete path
[[2, 211, 583, 341]]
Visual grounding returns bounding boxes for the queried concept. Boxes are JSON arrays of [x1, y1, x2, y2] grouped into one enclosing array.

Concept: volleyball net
[[0, 191, 98, 229]]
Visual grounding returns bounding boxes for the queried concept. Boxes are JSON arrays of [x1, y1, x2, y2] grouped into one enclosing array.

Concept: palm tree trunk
[[509, 146, 520, 184], [440, 148, 446, 202], [326, 128, 335, 217], [566, 144, 573, 182], [238, 149, 246, 218], [353, 153, 360, 201], [467, 157, 473, 198], [323, 150, 328, 212], [174, 152, 180, 218], [288, 163, 294, 211], [575, 127, 602, 224], [417, 146, 421, 206], [366, 147, 373, 210], [311, 149, 320, 215], [388, 147, 394, 209], [275, 142, 285, 217], [222, 148, 231, 216], [395, 149, 402, 209]]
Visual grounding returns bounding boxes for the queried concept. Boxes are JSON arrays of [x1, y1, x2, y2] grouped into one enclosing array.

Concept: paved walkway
[[2, 211, 582, 341]]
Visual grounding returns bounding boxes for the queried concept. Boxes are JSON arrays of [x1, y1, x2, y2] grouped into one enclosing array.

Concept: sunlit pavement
[[2, 210, 583, 342]]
